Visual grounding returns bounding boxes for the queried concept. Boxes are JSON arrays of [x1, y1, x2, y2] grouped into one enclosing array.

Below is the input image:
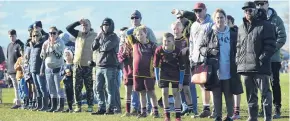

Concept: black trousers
[[64, 80, 74, 105], [271, 62, 281, 107]]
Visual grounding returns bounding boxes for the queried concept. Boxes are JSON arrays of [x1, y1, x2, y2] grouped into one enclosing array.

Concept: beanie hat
[[34, 21, 42, 28], [131, 10, 142, 19], [63, 48, 74, 61]]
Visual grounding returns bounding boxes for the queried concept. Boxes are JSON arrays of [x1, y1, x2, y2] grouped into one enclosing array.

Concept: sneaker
[[181, 108, 189, 116], [74, 107, 82, 113], [91, 109, 106, 115], [273, 106, 281, 119], [137, 112, 147, 119], [121, 112, 131, 117], [153, 112, 160, 118], [11, 105, 21, 109], [231, 114, 241, 120], [130, 109, 139, 116], [175, 118, 182, 121], [222, 116, 233, 121], [199, 110, 211, 118], [87, 106, 93, 112]]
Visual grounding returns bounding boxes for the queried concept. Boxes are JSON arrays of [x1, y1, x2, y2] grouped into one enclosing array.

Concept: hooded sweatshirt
[[92, 18, 120, 68], [212, 25, 231, 80], [7, 39, 24, 74], [40, 38, 64, 69], [189, 14, 214, 63]]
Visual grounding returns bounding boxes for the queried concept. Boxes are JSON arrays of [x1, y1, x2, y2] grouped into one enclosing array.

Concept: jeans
[[181, 83, 198, 113], [31, 73, 48, 98], [271, 62, 281, 107], [45, 68, 65, 98], [8, 74, 20, 105], [96, 67, 118, 110], [131, 91, 152, 112]]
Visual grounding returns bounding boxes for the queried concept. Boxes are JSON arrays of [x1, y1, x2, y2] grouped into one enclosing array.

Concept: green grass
[[0, 74, 289, 121]]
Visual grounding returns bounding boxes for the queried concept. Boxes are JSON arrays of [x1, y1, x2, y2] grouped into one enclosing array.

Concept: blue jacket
[[30, 39, 45, 74]]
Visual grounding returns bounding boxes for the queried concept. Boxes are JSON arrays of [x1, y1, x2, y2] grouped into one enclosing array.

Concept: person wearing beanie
[[66, 18, 97, 113], [127, 10, 154, 115], [7, 29, 24, 109], [236, 1, 276, 121], [60, 48, 74, 113], [254, 0, 287, 119], [189, 2, 214, 119], [33, 21, 49, 41]]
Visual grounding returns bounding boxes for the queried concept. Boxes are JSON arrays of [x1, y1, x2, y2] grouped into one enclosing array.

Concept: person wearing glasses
[[127, 10, 153, 115], [189, 2, 214, 118], [40, 27, 65, 113], [236, 2, 276, 121], [91, 18, 120, 115], [6, 29, 24, 109], [66, 19, 97, 112], [29, 29, 48, 111], [254, 0, 287, 119]]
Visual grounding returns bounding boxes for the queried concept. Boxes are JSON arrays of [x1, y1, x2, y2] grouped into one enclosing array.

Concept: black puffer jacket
[[92, 18, 119, 68], [236, 18, 276, 75]]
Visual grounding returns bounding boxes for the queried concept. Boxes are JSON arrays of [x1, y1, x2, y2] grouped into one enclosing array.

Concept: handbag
[[191, 54, 212, 84]]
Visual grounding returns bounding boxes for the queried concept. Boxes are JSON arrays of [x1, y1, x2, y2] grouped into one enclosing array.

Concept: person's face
[[9, 34, 17, 42], [81, 22, 90, 33], [135, 30, 147, 43], [49, 29, 58, 40], [244, 8, 256, 21], [194, 8, 206, 20], [131, 16, 141, 27], [65, 52, 72, 61], [214, 12, 226, 27], [172, 23, 183, 35], [102, 24, 110, 33], [32, 32, 41, 42], [162, 37, 174, 50], [255, 1, 269, 11]]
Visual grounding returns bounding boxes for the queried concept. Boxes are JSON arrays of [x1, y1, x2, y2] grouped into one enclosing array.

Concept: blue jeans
[[181, 83, 198, 113], [131, 91, 152, 112], [31, 73, 48, 98], [114, 69, 122, 111], [45, 68, 65, 98], [96, 67, 118, 110]]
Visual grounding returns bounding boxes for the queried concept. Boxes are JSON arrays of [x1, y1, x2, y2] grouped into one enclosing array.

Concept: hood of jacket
[[101, 18, 115, 34], [267, 7, 277, 20]]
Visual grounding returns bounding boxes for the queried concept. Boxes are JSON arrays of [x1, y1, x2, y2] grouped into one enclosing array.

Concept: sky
[[0, 0, 289, 49]]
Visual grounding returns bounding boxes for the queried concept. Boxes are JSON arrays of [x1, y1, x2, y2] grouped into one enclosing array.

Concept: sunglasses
[[177, 16, 184, 19], [255, 2, 266, 6], [49, 32, 57, 35], [131, 17, 139, 20], [103, 24, 109, 26], [33, 35, 39, 37], [244, 8, 255, 13], [193, 9, 202, 13]]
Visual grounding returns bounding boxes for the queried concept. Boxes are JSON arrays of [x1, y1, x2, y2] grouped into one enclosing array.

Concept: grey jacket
[[267, 8, 287, 62], [29, 39, 45, 74], [236, 18, 276, 75], [40, 38, 64, 69]]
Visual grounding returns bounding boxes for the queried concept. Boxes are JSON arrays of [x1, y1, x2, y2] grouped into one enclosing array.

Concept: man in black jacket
[[6, 29, 24, 109], [33, 21, 49, 41], [236, 2, 276, 121], [91, 18, 120, 115]]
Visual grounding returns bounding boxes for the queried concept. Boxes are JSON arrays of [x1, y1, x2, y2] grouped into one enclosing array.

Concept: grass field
[[0, 74, 289, 121]]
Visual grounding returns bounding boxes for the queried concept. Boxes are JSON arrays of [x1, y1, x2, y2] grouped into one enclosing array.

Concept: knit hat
[[63, 48, 74, 61], [131, 10, 142, 19], [34, 21, 42, 28], [8, 29, 16, 35]]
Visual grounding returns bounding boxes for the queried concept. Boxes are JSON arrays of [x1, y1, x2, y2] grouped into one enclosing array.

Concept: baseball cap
[[242, 1, 256, 10], [193, 2, 206, 10]]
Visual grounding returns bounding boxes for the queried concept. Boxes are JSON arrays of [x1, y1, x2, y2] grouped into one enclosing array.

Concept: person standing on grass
[[118, 27, 134, 117], [127, 25, 160, 118], [29, 29, 48, 111], [127, 10, 155, 114], [154, 33, 185, 121], [40, 27, 65, 113], [189, 2, 214, 118], [6, 29, 24, 109], [254, 0, 287, 118], [237, 2, 276, 121], [227, 15, 242, 120], [171, 21, 197, 116], [66, 19, 97, 112], [60, 49, 74, 113], [91, 18, 119, 115], [199, 8, 244, 121]]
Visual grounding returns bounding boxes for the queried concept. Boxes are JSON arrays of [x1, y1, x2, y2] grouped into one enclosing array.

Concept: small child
[[23, 53, 35, 110], [61, 49, 74, 112], [14, 49, 29, 109]]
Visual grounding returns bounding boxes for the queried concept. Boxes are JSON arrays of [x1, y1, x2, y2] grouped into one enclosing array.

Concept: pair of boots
[[46, 98, 65, 113], [32, 97, 49, 111]]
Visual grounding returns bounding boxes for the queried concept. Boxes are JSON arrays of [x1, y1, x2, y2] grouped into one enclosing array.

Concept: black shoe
[[273, 106, 281, 119], [11, 105, 21, 109], [215, 117, 222, 121], [104, 109, 114, 115], [47, 98, 57, 112], [137, 112, 147, 119], [91, 109, 106, 115]]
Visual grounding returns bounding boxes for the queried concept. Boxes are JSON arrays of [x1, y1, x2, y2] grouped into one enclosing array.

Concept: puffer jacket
[[236, 18, 276, 75], [29, 39, 45, 74]]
